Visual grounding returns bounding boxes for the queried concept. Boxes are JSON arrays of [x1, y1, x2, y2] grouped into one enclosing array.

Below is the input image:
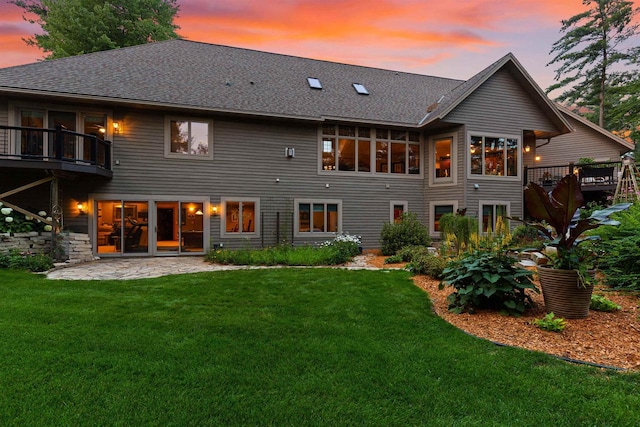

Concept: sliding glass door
[[95, 197, 206, 256]]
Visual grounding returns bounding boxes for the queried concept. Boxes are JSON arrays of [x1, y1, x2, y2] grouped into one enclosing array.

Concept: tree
[[11, 0, 181, 59], [547, 0, 639, 131]]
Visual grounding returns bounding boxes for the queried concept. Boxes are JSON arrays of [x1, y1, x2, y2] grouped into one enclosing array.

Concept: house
[[0, 39, 573, 257], [524, 104, 634, 198]]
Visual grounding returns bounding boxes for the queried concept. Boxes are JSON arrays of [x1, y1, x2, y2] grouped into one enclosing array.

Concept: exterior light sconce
[[285, 147, 295, 158], [113, 122, 121, 134], [524, 145, 531, 153], [535, 155, 541, 162], [77, 202, 87, 214], [211, 205, 220, 216]]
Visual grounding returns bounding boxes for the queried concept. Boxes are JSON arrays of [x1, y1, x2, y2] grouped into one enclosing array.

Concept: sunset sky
[[0, 0, 638, 92]]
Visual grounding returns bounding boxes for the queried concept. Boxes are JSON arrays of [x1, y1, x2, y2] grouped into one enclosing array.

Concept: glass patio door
[[96, 200, 149, 255], [155, 201, 204, 254]]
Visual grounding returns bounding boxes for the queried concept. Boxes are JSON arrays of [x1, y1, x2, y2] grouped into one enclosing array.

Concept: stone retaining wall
[[0, 231, 94, 263]]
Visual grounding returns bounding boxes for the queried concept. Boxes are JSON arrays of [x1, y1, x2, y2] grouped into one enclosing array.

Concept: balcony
[[525, 161, 622, 192], [0, 125, 112, 178]]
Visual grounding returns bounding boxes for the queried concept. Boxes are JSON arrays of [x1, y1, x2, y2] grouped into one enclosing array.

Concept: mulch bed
[[366, 255, 640, 371]]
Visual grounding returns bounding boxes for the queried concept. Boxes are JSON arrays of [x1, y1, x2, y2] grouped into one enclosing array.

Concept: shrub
[[439, 212, 478, 256], [590, 294, 621, 312], [407, 251, 447, 279], [593, 203, 640, 291], [379, 213, 430, 256], [509, 224, 544, 249], [0, 204, 51, 234], [0, 250, 54, 272], [439, 251, 538, 315], [532, 313, 566, 332], [205, 233, 361, 266]]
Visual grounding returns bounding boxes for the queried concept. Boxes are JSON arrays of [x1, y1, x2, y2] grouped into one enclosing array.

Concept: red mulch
[[366, 255, 640, 371]]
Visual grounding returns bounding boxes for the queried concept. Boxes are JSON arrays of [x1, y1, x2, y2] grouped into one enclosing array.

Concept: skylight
[[352, 83, 369, 95], [307, 77, 322, 90]]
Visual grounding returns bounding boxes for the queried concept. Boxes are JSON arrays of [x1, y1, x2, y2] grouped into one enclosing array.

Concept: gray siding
[[91, 110, 426, 250], [437, 68, 563, 223], [537, 115, 629, 165]]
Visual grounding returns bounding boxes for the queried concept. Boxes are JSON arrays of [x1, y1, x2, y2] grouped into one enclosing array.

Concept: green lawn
[[0, 268, 638, 426]]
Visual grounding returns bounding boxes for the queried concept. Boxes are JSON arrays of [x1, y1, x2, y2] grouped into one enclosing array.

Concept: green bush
[[590, 294, 621, 312], [593, 203, 640, 291], [532, 313, 566, 332], [439, 251, 538, 315], [439, 212, 478, 256], [509, 224, 544, 249], [407, 252, 447, 279], [0, 250, 54, 272], [206, 233, 361, 266], [379, 213, 431, 256]]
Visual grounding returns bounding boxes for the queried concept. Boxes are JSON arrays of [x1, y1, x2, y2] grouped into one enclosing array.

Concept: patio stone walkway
[[45, 254, 380, 280]]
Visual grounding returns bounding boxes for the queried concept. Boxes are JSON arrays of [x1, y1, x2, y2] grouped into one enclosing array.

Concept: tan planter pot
[[537, 266, 595, 319]]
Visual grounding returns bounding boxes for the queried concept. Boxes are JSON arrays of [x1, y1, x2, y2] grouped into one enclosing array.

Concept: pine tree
[[547, 0, 639, 131]]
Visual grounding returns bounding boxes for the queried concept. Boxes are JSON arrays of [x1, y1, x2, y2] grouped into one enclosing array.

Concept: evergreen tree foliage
[[546, 0, 639, 136], [11, 0, 181, 59]]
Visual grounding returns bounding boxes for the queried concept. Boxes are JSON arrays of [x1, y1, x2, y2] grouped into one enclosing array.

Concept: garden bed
[[365, 255, 640, 371]]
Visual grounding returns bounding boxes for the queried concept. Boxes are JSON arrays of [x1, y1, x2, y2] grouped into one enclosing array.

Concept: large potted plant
[[523, 174, 630, 319]]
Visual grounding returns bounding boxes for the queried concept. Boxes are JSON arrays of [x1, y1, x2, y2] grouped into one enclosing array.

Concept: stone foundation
[[0, 231, 95, 263]]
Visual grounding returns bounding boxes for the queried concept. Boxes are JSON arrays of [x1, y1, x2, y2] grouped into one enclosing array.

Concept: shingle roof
[[0, 39, 570, 133], [0, 39, 465, 126]]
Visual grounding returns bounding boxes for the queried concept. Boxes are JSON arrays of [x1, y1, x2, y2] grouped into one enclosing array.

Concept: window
[[321, 125, 420, 175], [469, 134, 519, 177], [390, 201, 408, 223], [430, 201, 458, 236], [353, 83, 369, 95], [307, 77, 322, 89], [480, 202, 509, 233], [295, 199, 341, 235], [222, 198, 259, 236], [165, 117, 213, 159], [14, 106, 109, 162], [433, 135, 455, 183]]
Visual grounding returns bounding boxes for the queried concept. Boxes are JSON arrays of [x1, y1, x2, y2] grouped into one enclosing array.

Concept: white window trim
[[164, 116, 214, 160], [478, 200, 510, 234], [220, 197, 261, 238], [429, 200, 459, 238], [430, 133, 457, 186], [389, 200, 408, 223], [466, 131, 521, 181], [294, 198, 342, 238], [317, 125, 423, 178]]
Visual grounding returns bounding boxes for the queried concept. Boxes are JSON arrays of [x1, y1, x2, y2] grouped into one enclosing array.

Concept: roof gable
[[420, 53, 571, 137]]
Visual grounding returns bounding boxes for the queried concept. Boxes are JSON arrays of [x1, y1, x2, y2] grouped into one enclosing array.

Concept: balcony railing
[[0, 124, 112, 177], [525, 161, 622, 191]]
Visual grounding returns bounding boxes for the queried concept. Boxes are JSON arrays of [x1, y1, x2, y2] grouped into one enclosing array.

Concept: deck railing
[[0, 124, 112, 170], [525, 161, 622, 191]]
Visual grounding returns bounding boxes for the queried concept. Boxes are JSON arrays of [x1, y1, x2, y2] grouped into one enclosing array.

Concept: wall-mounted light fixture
[[211, 205, 220, 216], [524, 145, 531, 153], [113, 122, 121, 134], [77, 202, 87, 214], [285, 147, 295, 158], [535, 155, 541, 162]]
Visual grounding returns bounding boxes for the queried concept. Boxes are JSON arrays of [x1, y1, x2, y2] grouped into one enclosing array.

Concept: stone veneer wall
[[0, 231, 94, 263]]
